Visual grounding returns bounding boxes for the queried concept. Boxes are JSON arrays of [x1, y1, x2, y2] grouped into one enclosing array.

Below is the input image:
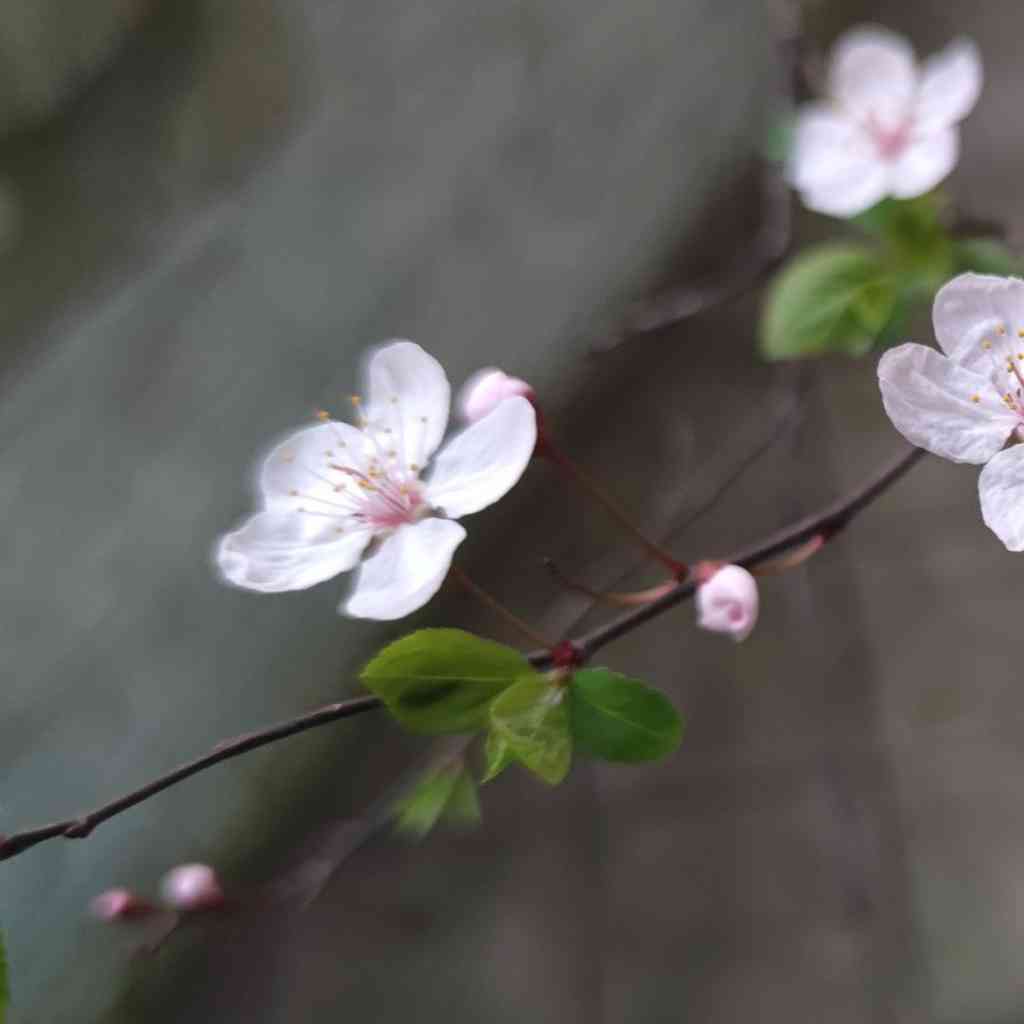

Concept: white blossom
[[789, 26, 982, 216], [696, 564, 759, 642], [217, 341, 537, 619], [460, 368, 534, 423], [878, 273, 1024, 550]]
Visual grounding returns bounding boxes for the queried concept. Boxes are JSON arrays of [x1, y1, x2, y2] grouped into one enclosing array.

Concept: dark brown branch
[[554, 445, 927, 664], [0, 445, 925, 865], [0, 695, 382, 861]]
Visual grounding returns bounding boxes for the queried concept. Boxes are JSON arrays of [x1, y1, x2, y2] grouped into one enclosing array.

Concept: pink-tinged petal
[[829, 25, 916, 129], [216, 510, 372, 592], [696, 565, 759, 642], [979, 445, 1024, 551], [425, 395, 536, 518], [364, 340, 450, 468], [878, 343, 1018, 464], [888, 126, 959, 199], [345, 518, 466, 620], [915, 37, 982, 133], [260, 420, 371, 511], [933, 274, 1024, 379], [459, 368, 535, 423]]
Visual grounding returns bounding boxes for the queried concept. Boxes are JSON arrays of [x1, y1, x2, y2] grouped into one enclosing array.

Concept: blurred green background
[[0, 1, 1020, 1021]]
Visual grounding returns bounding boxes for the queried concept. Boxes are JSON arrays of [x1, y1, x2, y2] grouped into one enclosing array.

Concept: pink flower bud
[[90, 888, 153, 922], [159, 864, 224, 912], [460, 368, 534, 423], [696, 564, 759, 642]]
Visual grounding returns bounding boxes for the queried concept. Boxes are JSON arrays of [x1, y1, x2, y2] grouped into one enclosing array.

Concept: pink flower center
[[866, 112, 912, 161]]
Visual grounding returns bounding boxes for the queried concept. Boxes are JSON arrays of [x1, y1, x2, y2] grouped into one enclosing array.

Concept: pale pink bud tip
[[160, 863, 224, 912], [91, 888, 151, 922], [696, 564, 759, 642], [460, 368, 535, 423]]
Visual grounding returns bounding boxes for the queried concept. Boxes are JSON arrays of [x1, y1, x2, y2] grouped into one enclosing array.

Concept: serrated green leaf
[[393, 771, 460, 838], [361, 629, 531, 734], [489, 676, 572, 785], [955, 238, 1022, 276], [569, 669, 683, 762], [760, 243, 895, 360], [482, 729, 515, 783], [0, 927, 8, 1024]]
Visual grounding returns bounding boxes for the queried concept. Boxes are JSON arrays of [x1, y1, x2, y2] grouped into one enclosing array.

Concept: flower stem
[[538, 435, 687, 577], [449, 565, 556, 650], [543, 558, 676, 607]]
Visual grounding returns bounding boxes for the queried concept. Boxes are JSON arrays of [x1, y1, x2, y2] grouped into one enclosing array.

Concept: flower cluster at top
[[879, 273, 1024, 550], [216, 342, 537, 620], [789, 25, 982, 217]]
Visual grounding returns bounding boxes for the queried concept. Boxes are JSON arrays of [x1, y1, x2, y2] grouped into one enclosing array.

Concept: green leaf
[[445, 770, 482, 826], [393, 765, 482, 838], [482, 729, 515, 783], [955, 238, 1022, 277], [569, 669, 683, 762], [0, 928, 8, 1024], [393, 770, 460, 837], [760, 243, 896, 360], [489, 676, 572, 785], [361, 629, 531, 734]]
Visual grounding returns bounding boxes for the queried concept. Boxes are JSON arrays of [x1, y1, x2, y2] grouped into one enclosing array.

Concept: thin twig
[[0, 445, 925, 865], [540, 445, 926, 665]]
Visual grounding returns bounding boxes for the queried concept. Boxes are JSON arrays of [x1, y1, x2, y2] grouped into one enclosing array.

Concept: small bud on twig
[[459, 369, 535, 423], [90, 888, 155, 922], [696, 563, 759, 642], [159, 864, 225, 913]]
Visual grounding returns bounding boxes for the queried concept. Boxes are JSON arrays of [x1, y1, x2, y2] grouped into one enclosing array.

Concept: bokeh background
[[0, 1, 1020, 1020]]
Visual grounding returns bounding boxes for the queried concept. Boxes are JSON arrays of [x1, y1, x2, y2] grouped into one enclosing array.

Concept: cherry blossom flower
[[460, 368, 535, 423], [696, 564, 759, 642], [160, 864, 225, 912], [789, 25, 982, 216], [217, 341, 537, 619], [878, 273, 1024, 550]]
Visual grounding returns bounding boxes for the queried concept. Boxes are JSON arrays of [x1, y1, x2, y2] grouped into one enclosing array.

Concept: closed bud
[[460, 368, 535, 423], [696, 564, 759, 642], [159, 863, 225, 912], [90, 888, 154, 922]]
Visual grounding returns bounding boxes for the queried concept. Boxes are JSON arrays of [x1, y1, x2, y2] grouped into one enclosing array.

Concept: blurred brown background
[[0, 1, 1020, 1021]]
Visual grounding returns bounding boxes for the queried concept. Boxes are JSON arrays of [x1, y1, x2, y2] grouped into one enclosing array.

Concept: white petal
[[788, 104, 868, 189], [933, 274, 1024, 378], [829, 25, 916, 129], [260, 420, 372, 511], [915, 37, 982, 133], [979, 445, 1024, 551], [424, 395, 536, 518], [799, 158, 891, 218], [878, 343, 1018, 464], [364, 340, 450, 469], [216, 509, 372, 592], [888, 126, 959, 199], [344, 518, 466, 620]]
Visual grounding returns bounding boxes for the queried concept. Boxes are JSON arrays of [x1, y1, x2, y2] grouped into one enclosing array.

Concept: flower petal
[[364, 340, 450, 469], [829, 25, 916, 129], [914, 37, 982, 133], [888, 126, 959, 199], [216, 510, 372, 592], [878, 343, 1018, 464], [788, 104, 868, 189], [979, 445, 1024, 550], [260, 420, 372, 512], [799, 158, 891, 218], [345, 518, 466, 620], [933, 274, 1024, 380], [424, 395, 536, 518]]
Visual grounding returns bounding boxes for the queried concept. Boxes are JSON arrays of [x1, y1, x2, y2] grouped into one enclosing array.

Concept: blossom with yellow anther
[[216, 341, 537, 619]]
